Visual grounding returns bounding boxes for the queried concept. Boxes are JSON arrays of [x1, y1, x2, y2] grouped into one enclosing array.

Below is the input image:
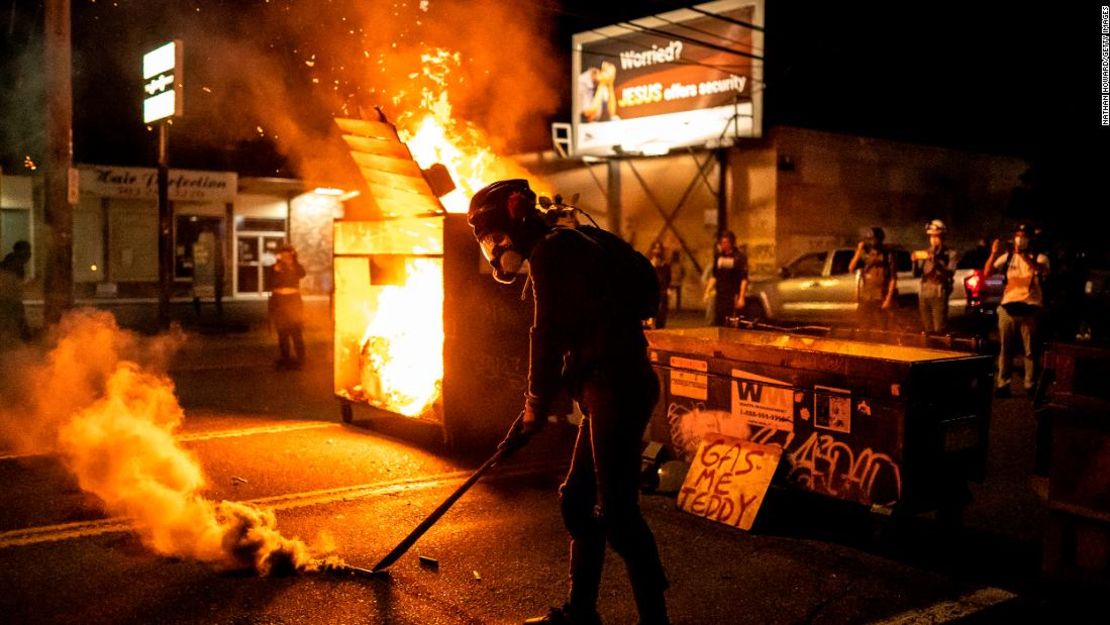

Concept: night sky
[[1, 0, 1107, 225]]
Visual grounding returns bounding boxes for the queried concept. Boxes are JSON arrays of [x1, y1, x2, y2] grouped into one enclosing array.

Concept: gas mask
[[478, 230, 525, 284]]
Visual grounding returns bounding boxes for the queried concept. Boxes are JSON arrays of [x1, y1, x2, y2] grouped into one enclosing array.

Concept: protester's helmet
[[925, 219, 947, 235], [468, 179, 539, 284]]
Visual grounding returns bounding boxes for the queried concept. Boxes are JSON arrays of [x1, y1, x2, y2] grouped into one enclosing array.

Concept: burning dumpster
[[332, 116, 531, 448], [646, 327, 993, 513]]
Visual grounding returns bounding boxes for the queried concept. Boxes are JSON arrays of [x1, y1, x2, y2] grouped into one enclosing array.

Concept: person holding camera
[[984, 224, 1050, 397], [916, 220, 955, 333], [269, 243, 307, 370], [849, 226, 897, 330]]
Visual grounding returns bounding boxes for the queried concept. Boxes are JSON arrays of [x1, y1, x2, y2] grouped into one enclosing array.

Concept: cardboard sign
[[677, 437, 781, 530]]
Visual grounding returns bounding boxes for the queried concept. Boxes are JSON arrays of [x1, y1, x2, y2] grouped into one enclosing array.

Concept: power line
[[686, 6, 765, 33], [648, 12, 765, 56], [613, 19, 763, 61], [582, 30, 761, 81]]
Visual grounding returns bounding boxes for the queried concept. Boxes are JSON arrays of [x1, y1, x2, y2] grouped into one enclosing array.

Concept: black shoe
[[994, 386, 1011, 398], [523, 605, 602, 625]]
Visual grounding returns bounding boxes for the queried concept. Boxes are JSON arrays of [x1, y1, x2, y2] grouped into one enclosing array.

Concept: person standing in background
[[984, 224, 1050, 397], [849, 227, 897, 330], [268, 243, 307, 370], [0, 241, 31, 349], [916, 220, 955, 333], [647, 241, 672, 329], [708, 231, 748, 326]]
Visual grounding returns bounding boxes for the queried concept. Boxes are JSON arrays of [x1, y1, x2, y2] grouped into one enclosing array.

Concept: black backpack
[[570, 225, 661, 322]]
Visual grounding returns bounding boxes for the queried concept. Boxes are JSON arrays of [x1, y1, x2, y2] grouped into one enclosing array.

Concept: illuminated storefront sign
[[78, 166, 236, 203], [142, 40, 183, 124]]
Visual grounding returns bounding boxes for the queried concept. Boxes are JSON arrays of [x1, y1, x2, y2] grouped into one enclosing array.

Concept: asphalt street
[[0, 310, 1097, 625]]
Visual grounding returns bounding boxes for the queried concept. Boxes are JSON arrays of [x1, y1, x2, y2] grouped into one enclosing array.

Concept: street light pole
[[157, 122, 171, 329], [43, 0, 74, 325]]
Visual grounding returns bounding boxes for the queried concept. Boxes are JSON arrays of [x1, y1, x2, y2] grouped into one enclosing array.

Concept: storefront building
[[2, 166, 342, 312]]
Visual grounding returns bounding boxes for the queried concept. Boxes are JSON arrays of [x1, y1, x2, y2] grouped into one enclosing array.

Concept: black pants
[[560, 363, 668, 624], [270, 294, 305, 363]]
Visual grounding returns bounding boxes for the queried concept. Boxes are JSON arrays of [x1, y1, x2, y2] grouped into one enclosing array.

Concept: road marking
[[0, 461, 555, 549], [865, 587, 1016, 625], [177, 421, 339, 442], [0, 421, 339, 461]]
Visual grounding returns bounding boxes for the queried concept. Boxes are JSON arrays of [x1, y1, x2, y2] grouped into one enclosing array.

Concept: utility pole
[[143, 40, 183, 329], [157, 123, 171, 329], [43, 0, 74, 325]]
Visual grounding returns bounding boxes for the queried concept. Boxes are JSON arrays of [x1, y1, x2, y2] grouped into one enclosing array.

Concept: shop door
[[236, 234, 286, 295]]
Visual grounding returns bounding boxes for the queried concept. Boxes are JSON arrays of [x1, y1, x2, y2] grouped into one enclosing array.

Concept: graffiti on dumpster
[[786, 432, 902, 506], [666, 402, 749, 460], [667, 403, 902, 507]]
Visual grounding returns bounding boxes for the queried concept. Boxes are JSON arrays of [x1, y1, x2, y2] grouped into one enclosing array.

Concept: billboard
[[571, 0, 763, 157]]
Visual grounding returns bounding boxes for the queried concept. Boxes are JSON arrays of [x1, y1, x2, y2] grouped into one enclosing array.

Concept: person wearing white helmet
[[917, 220, 955, 333]]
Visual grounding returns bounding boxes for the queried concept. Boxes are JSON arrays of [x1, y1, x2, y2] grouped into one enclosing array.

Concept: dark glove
[[498, 409, 542, 454]]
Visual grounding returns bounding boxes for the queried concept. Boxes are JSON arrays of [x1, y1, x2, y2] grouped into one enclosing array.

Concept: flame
[[357, 258, 444, 417], [340, 48, 542, 417], [394, 48, 536, 213]]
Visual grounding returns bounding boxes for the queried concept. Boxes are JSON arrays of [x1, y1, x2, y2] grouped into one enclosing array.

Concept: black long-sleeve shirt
[[524, 226, 649, 418], [269, 259, 306, 290]]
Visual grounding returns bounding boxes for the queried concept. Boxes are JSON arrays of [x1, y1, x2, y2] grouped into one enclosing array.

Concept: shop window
[[175, 215, 224, 280]]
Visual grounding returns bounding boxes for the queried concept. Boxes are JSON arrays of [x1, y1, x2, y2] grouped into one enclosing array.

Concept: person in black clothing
[[648, 241, 672, 329], [709, 230, 748, 326], [268, 243, 306, 370], [0, 241, 31, 348], [468, 179, 670, 625]]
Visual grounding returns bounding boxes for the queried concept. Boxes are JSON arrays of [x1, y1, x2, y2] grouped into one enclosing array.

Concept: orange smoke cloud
[[0, 310, 335, 575]]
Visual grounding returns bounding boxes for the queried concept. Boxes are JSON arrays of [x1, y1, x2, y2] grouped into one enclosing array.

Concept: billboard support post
[[607, 159, 622, 236], [716, 148, 729, 234]]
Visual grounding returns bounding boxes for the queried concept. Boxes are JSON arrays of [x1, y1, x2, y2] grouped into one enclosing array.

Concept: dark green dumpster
[[1040, 342, 1110, 586], [646, 327, 993, 513]]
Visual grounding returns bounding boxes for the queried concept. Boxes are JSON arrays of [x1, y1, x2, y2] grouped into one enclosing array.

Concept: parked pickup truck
[[749, 246, 1002, 326], [748, 247, 916, 324]]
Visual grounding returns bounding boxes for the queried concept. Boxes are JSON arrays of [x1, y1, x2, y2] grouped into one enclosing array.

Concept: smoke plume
[[0, 310, 335, 575]]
